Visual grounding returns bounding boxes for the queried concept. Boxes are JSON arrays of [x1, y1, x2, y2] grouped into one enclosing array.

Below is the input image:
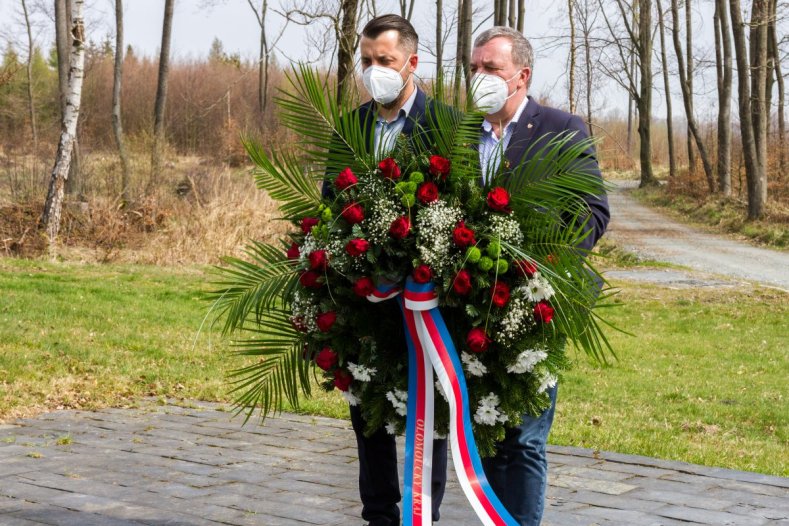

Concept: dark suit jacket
[[502, 97, 610, 253]]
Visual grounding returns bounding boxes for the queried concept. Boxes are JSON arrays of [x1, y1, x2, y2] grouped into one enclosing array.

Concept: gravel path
[[605, 181, 789, 290]]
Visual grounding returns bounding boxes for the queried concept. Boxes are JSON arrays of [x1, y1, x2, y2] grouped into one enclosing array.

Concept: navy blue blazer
[[502, 97, 610, 253]]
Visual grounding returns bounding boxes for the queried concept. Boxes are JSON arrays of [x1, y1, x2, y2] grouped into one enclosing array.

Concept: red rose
[[466, 327, 491, 353], [378, 157, 401, 180], [345, 238, 370, 257], [353, 276, 375, 297], [333, 368, 353, 391], [534, 301, 554, 323], [341, 202, 365, 225], [316, 311, 337, 332], [452, 221, 476, 248], [514, 259, 538, 278], [299, 270, 322, 289], [412, 264, 433, 284], [428, 155, 451, 179], [286, 242, 300, 260], [308, 250, 329, 271], [334, 167, 358, 190], [416, 182, 439, 204], [389, 216, 411, 239], [301, 217, 320, 234], [487, 187, 511, 213], [315, 346, 338, 370], [452, 269, 472, 296], [491, 282, 511, 308]]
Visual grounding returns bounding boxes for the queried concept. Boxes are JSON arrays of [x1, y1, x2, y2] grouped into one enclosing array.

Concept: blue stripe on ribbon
[[399, 296, 418, 525]]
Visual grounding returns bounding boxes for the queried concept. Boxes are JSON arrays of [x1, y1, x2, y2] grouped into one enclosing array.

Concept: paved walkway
[[1, 402, 787, 526]]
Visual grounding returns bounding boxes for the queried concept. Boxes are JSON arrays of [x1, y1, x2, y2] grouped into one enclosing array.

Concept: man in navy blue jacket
[[331, 14, 451, 526], [469, 27, 610, 525]]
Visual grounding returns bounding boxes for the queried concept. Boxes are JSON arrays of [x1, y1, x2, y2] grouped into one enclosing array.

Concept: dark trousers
[[482, 385, 558, 526], [350, 404, 448, 526]]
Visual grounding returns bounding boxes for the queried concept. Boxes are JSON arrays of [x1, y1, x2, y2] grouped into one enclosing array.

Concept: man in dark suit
[[469, 27, 610, 526], [331, 14, 450, 526]]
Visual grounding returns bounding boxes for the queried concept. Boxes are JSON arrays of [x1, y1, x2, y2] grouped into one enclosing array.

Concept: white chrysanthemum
[[488, 214, 524, 245], [385, 421, 397, 435], [342, 389, 361, 406], [386, 389, 408, 416], [507, 348, 548, 374], [415, 201, 463, 273], [461, 352, 488, 377], [521, 272, 555, 302], [538, 371, 558, 394], [474, 392, 507, 426], [347, 362, 376, 382]]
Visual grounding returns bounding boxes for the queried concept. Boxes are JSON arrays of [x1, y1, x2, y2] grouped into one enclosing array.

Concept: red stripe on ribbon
[[403, 307, 427, 523]]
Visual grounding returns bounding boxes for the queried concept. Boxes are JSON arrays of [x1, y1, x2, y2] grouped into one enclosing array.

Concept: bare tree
[[729, 0, 767, 218], [568, 0, 577, 114], [399, 0, 415, 20], [657, 0, 677, 178], [21, 0, 38, 151], [714, 0, 732, 195], [55, 0, 81, 195], [573, 0, 601, 138], [454, 0, 472, 100], [436, 0, 444, 78], [670, 0, 715, 191], [685, 0, 695, 171], [337, 0, 360, 102], [112, 0, 131, 205], [749, 0, 769, 215], [150, 0, 175, 189], [40, 0, 85, 246], [517, 0, 525, 32], [246, 0, 287, 117], [767, 0, 785, 172], [599, 0, 657, 186]]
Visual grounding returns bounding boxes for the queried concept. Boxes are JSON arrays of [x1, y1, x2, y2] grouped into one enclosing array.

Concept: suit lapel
[[504, 97, 541, 171], [403, 88, 427, 137]]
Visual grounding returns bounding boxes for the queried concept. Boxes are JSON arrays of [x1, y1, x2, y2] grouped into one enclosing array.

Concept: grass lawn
[[1, 257, 786, 476]]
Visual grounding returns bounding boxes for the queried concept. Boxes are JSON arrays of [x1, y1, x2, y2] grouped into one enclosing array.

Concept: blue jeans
[[482, 385, 558, 526]]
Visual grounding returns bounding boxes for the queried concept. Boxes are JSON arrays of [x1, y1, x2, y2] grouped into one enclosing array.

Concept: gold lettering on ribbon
[[412, 418, 426, 512]]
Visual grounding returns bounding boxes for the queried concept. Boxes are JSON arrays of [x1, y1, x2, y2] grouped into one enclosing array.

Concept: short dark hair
[[362, 14, 418, 54]]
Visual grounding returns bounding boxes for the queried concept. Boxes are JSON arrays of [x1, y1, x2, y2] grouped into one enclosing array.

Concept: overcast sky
[[0, 0, 759, 121]]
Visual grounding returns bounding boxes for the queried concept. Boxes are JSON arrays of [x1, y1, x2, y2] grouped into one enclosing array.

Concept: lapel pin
[[527, 123, 533, 129]]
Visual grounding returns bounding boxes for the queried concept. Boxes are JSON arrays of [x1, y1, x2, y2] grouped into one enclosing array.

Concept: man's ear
[[409, 53, 419, 72], [520, 67, 532, 89]]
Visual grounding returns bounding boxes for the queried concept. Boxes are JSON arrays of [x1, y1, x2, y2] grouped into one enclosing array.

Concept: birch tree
[[112, 0, 131, 205], [40, 0, 85, 245]]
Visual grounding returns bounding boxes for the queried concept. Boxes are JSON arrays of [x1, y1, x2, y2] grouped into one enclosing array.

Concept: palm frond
[[207, 240, 298, 335]]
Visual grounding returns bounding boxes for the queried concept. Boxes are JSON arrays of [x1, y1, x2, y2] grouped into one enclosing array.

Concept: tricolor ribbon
[[367, 277, 516, 526]]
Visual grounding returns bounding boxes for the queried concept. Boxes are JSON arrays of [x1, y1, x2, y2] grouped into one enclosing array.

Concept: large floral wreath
[[210, 66, 613, 457]]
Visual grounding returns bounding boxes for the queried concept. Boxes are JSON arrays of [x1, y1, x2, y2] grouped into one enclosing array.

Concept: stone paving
[[1, 401, 787, 526]]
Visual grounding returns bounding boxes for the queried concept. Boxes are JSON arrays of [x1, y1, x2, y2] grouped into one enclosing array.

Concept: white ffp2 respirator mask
[[470, 72, 521, 114], [363, 60, 411, 105]]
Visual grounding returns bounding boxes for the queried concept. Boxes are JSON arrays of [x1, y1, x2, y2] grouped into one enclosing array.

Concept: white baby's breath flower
[[347, 362, 377, 382], [415, 201, 463, 273], [507, 348, 548, 374], [461, 352, 488, 377], [496, 296, 534, 344], [488, 214, 524, 245]]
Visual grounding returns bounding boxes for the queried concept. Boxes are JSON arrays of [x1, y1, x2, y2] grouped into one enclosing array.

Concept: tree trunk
[[150, 0, 175, 190], [657, 0, 677, 178], [517, 0, 525, 32], [686, 0, 695, 172], [626, 5, 636, 157], [460, 0, 472, 91], [508, 0, 516, 27], [336, 0, 359, 103], [670, 0, 716, 191], [714, 0, 732, 195], [453, 0, 464, 102], [21, 0, 38, 151], [749, 0, 768, 216], [258, 0, 268, 116], [729, 0, 765, 219], [41, 0, 85, 246], [769, 0, 785, 172], [581, 0, 593, 139], [436, 0, 443, 79], [568, 0, 576, 114], [113, 0, 131, 205], [637, 0, 657, 187]]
